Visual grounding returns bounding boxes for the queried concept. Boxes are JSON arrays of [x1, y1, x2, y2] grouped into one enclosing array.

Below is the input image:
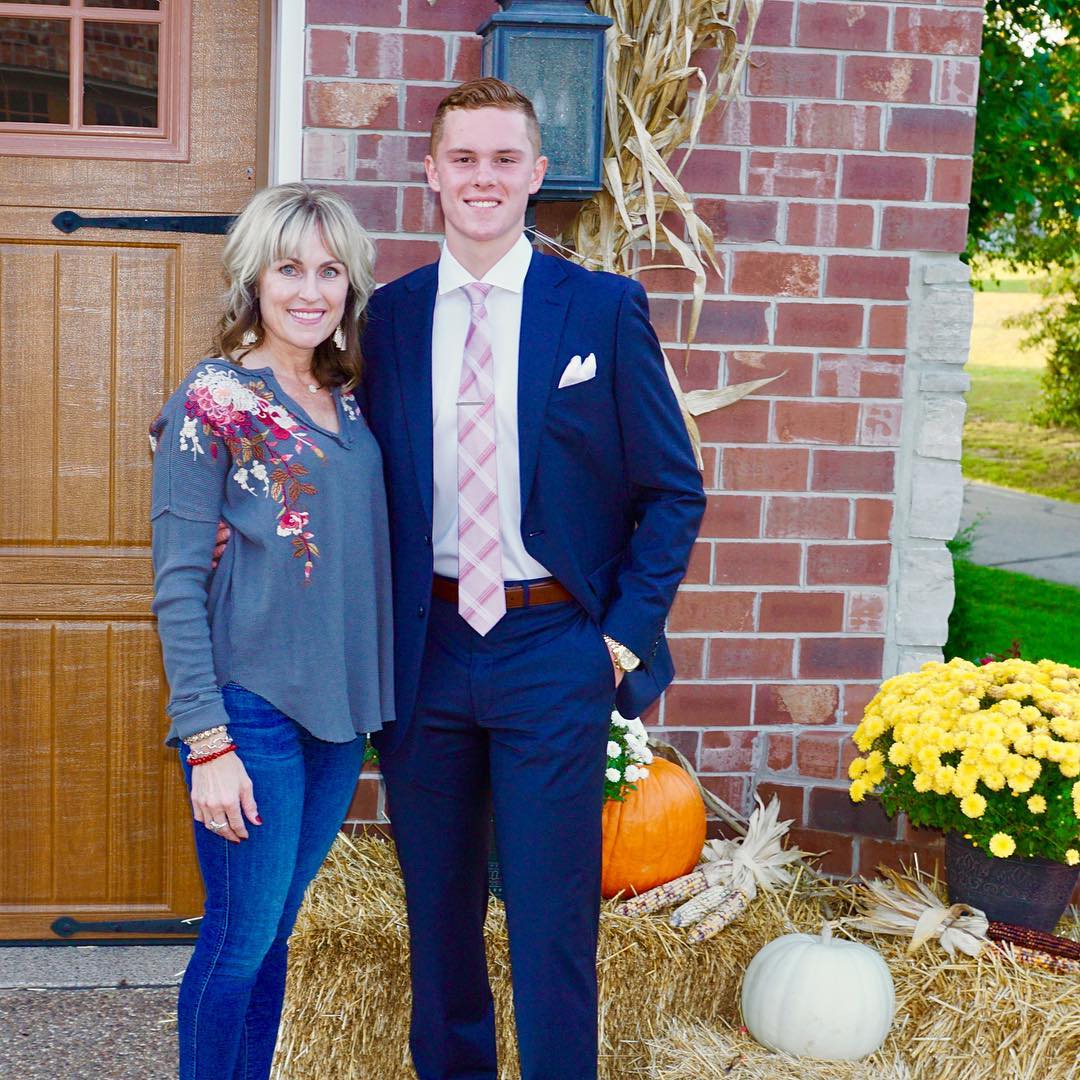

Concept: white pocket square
[[558, 352, 597, 389]]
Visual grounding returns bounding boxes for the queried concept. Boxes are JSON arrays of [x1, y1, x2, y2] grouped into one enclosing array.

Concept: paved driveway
[[0, 946, 188, 1080], [960, 481, 1080, 588]]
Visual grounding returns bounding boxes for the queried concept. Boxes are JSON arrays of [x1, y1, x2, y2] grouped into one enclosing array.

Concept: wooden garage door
[[0, 0, 264, 939]]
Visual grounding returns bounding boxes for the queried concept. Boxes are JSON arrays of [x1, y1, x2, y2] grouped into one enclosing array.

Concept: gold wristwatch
[[603, 634, 641, 672]]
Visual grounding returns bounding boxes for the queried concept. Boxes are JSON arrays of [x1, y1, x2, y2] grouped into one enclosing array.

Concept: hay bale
[[274, 835, 1079, 1080], [273, 834, 829, 1079], [649, 922, 1080, 1080], [646, 1020, 912, 1079]]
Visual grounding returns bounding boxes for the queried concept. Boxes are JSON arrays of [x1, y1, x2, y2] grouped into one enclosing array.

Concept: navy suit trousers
[[380, 592, 616, 1080]]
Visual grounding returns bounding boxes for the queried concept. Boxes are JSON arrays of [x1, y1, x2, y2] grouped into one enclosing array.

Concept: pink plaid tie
[[457, 282, 506, 635]]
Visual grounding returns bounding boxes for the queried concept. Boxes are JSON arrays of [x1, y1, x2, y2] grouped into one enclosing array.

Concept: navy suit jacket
[[361, 249, 706, 754]]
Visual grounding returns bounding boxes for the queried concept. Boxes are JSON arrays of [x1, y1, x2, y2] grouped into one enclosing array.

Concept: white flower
[[626, 716, 647, 738], [605, 767, 621, 784], [624, 764, 640, 783], [178, 415, 204, 459], [640, 747, 654, 764], [606, 741, 622, 759], [611, 712, 629, 729], [636, 767, 650, 781], [232, 466, 257, 496], [249, 459, 271, 495]]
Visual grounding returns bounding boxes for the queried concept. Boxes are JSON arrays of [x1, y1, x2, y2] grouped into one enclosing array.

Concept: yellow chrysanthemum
[[951, 775, 978, 799], [960, 793, 987, 819], [989, 832, 1017, 858], [1067, 850, 1079, 867], [1026, 795, 1047, 814], [849, 778, 868, 803], [848, 757, 867, 780], [912, 771, 933, 794], [888, 742, 912, 766]]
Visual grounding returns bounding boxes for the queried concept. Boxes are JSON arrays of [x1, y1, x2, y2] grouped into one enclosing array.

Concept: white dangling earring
[[333, 323, 346, 350], [241, 326, 257, 347]]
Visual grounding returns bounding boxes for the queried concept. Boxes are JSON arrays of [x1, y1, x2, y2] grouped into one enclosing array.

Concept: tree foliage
[[969, 0, 1080, 267], [972, 3, 1080, 429]]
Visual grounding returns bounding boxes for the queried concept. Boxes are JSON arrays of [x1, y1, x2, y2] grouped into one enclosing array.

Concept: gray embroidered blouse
[[150, 359, 395, 745]]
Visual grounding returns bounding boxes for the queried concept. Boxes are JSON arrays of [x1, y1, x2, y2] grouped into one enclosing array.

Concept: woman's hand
[[190, 752, 261, 843], [210, 522, 231, 570]]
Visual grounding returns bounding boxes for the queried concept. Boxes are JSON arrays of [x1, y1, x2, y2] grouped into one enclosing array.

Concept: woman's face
[[256, 226, 350, 357]]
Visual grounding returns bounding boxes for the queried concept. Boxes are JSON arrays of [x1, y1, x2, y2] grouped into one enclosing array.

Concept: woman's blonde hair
[[213, 183, 376, 389]]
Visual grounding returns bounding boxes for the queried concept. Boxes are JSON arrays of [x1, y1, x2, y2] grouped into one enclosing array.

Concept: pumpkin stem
[[820, 920, 834, 943]]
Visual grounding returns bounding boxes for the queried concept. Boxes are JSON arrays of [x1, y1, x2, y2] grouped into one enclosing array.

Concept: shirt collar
[[437, 233, 534, 297]]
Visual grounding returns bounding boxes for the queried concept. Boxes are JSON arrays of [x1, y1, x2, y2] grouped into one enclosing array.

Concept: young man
[[362, 78, 705, 1079]]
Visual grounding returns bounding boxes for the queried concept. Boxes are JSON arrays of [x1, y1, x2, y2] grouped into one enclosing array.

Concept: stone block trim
[[306, 0, 983, 879]]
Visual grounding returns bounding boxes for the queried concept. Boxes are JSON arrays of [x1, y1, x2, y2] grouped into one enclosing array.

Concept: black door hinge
[[51, 915, 199, 937], [52, 211, 236, 235]]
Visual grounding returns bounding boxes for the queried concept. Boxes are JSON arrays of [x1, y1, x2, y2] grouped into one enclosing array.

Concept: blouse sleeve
[[149, 373, 231, 740]]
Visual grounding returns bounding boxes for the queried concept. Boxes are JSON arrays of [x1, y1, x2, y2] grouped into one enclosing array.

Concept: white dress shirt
[[431, 234, 552, 582]]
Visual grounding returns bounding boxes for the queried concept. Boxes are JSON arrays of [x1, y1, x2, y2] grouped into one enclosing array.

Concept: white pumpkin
[[740, 923, 895, 1061]]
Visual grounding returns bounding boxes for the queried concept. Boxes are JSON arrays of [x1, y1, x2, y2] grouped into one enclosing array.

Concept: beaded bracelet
[[188, 743, 238, 767]]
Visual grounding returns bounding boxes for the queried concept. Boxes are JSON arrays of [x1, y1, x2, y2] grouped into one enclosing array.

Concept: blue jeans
[[177, 683, 366, 1080]]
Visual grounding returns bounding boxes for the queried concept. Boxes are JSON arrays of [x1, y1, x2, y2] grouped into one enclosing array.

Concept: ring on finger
[[207, 820, 227, 831]]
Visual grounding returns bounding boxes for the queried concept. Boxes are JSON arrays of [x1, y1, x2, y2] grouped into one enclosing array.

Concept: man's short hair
[[429, 77, 542, 155]]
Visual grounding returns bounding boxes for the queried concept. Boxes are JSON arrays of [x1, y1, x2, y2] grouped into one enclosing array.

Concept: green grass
[[945, 559, 1080, 667], [962, 274, 1080, 503], [963, 365, 1080, 502]]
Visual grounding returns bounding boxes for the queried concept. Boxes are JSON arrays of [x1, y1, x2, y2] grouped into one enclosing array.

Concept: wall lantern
[[478, 0, 613, 202]]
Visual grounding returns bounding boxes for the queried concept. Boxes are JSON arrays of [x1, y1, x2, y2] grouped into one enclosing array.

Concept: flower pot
[[945, 831, 1080, 932]]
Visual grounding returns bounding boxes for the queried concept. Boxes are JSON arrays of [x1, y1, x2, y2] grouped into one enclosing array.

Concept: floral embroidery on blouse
[[341, 390, 360, 423], [151, 364, 326, 582]]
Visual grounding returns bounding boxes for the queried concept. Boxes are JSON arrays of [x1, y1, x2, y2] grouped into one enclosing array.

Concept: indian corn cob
[[669, 883, 737, 928], [613, 869, 710, 917], [686, 888, 751, 943]]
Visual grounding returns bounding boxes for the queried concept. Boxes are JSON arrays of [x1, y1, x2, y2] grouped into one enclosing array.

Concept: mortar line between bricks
[[309, 132, 977, 163]]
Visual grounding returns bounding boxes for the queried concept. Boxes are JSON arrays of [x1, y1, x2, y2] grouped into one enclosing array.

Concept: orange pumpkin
[[600, 757, 707, 899]]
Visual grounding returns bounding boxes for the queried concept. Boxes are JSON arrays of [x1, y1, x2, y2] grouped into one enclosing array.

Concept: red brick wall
[[304, 0, 984, 877]]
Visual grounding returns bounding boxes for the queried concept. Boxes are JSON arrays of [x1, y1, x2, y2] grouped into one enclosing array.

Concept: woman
[[149, 183, 394, 1080]]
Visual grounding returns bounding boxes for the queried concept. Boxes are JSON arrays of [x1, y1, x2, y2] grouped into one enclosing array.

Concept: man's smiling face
[[425, 106, 547, 260]]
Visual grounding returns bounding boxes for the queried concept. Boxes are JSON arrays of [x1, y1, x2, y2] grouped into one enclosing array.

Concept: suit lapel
[[395, 264, 438, 525], [517, 253, 570, 511]]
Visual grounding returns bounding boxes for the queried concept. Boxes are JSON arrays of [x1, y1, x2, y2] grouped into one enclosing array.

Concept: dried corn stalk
[[849, 867, 989, 958], [558, 0, 765, 461]]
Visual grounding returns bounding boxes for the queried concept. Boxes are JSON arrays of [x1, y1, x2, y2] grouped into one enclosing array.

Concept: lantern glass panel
[[506, 32, 597, 180]]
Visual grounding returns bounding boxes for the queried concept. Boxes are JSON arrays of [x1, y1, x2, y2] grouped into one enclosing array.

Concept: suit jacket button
[[418, 605, 426, 618], [424, 534, 431, 545]]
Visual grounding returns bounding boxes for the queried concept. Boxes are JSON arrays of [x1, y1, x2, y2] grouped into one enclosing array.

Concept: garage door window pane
[[83, 21, 158, 128], [0, 18, 70, 124]]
